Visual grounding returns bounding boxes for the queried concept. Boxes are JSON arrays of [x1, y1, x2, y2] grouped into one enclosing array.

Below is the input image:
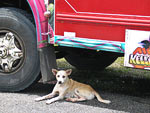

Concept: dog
[[35, 69, 111, 104]]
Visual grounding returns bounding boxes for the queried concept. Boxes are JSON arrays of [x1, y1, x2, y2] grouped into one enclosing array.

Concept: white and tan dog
[[35, 69, 111, 104]]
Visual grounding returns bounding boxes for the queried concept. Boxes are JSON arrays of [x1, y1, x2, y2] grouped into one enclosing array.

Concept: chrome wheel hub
[[0, 32, 23, 72], [0, 46, 8, 58]]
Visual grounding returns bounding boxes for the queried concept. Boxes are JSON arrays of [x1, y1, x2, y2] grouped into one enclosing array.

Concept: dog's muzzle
[[58, 81, 62, 84]]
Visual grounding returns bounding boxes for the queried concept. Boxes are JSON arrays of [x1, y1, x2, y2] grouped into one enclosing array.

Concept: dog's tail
[[93, 91, 111, 104]]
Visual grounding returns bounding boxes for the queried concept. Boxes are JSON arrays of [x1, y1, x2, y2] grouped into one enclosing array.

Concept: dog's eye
[[62, 76, 65, 78], [57, 75, 60, 78]]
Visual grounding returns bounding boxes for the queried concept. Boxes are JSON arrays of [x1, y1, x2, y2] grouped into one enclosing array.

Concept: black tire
[[0, 8, 40, 91], [65, 49, 118, 70]]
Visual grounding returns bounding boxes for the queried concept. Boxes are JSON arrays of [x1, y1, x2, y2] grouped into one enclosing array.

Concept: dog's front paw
[[46, 100, 53, 104], [103, 100, 111, 104], [34, 97, 44, 102]]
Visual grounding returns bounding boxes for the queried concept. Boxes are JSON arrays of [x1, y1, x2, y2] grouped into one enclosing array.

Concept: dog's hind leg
[[35, 91, 58, 102], [66, 97, 86, 102]]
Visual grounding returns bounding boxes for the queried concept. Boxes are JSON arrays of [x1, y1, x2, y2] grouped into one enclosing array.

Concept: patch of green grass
[[108, 57, 150, 79], [57, 58, 74, 69]]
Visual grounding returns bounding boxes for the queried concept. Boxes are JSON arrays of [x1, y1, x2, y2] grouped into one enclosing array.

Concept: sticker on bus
[[124, 29, 150, 70]]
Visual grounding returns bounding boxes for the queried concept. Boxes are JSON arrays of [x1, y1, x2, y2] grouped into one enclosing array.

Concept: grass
[[107, 57, 150, 79], [57, 57, 150, 96]]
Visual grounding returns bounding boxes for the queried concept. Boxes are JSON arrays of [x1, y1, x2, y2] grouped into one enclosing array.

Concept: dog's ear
[[66, 69, 72, 76], [52, 69, 58, 76]]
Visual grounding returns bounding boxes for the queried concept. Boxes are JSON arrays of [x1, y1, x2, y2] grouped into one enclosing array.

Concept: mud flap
[[39, 45, 57, 83]]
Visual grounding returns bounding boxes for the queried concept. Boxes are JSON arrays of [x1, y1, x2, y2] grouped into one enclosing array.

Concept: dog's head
[[52, 69, 72, 84]]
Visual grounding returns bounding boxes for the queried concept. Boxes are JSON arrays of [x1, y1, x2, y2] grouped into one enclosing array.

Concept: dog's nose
[[58, 81, 62, 84]]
